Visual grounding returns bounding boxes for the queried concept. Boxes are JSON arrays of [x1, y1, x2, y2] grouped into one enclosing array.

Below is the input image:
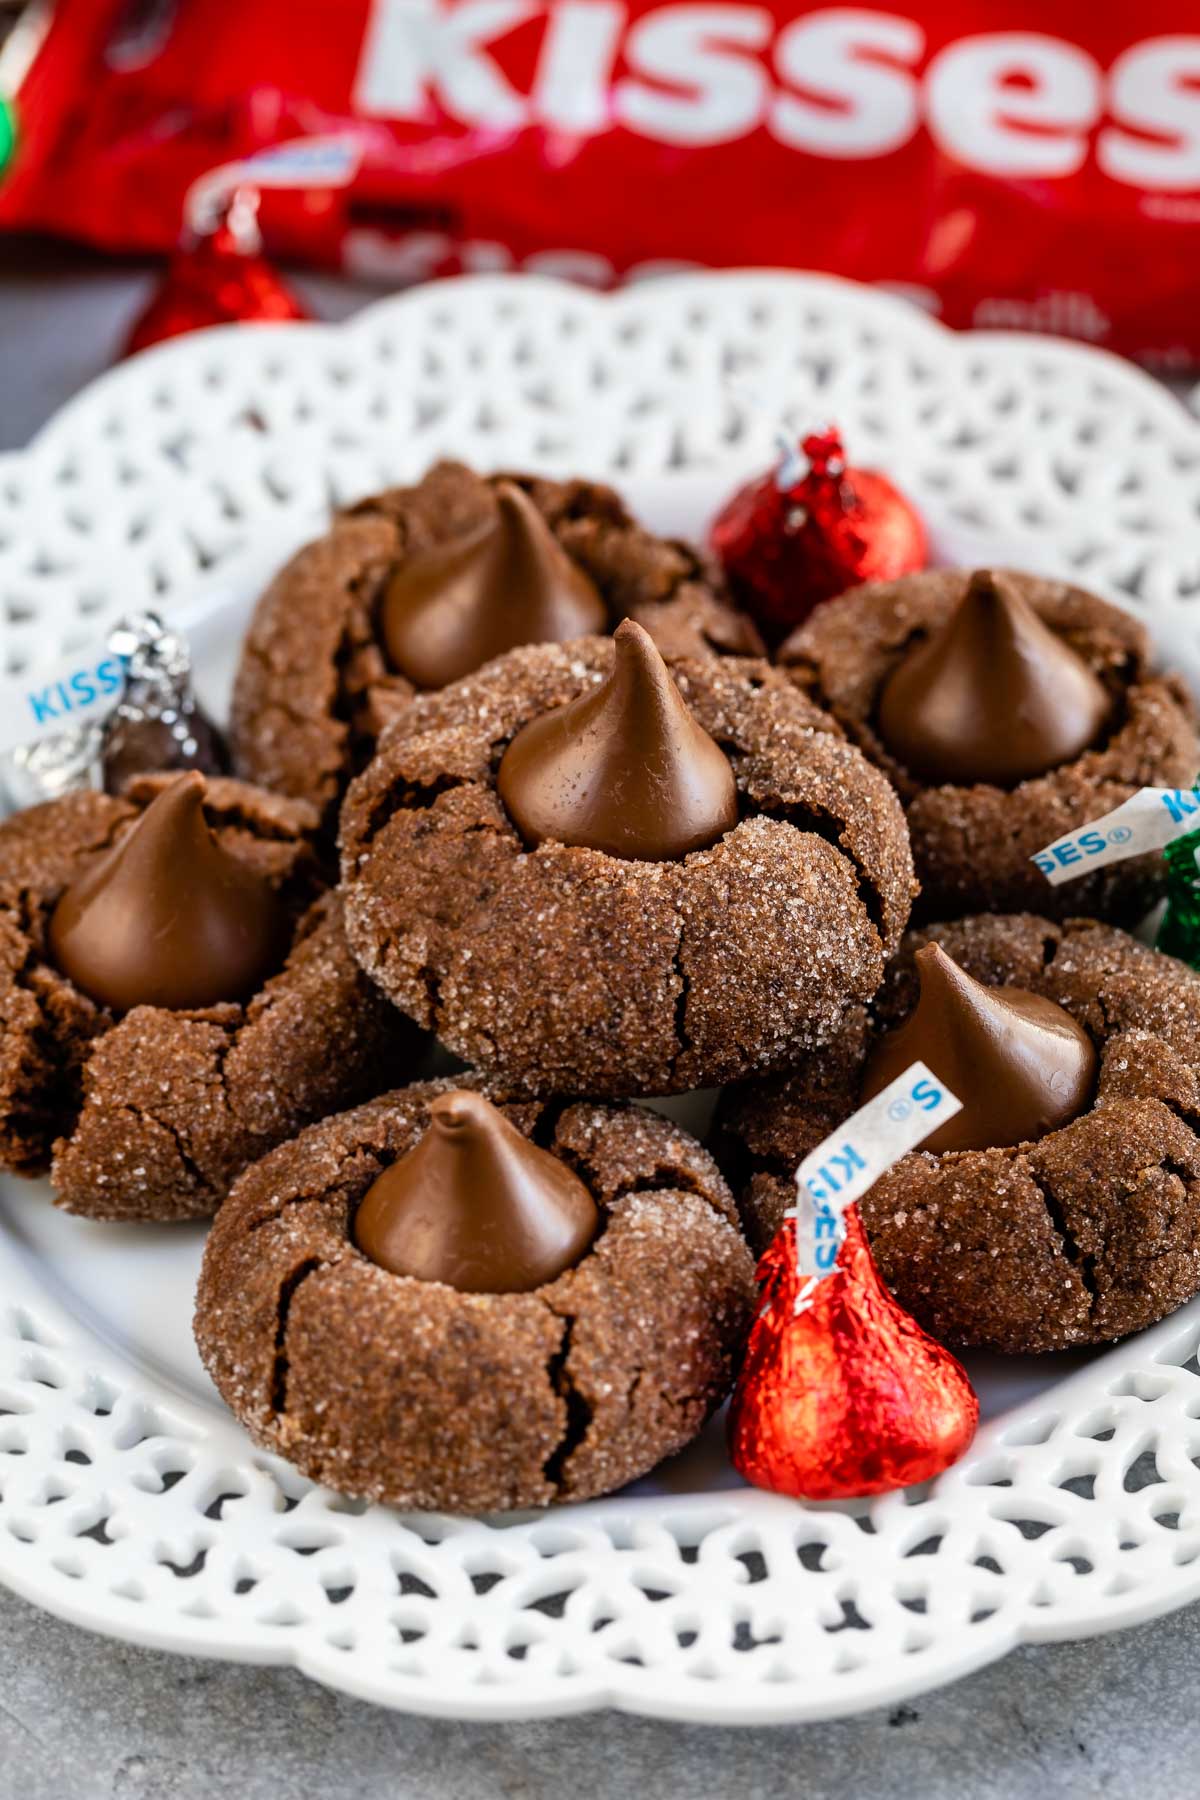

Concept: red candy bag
[[2, 0, 1199, 364]]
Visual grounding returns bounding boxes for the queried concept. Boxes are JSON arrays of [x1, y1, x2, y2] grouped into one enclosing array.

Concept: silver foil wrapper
[[1, 610, 226, 814], [3, 723, 106, 812], [101, 610, 226, 796]]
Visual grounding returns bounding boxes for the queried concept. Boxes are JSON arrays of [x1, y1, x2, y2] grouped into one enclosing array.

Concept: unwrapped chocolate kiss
[[877, 569, 1111, 785], [48, 772, 287, 1012], [354, 1089, 599, 1292], [861, 943, 1096, 1153], [497, 618, 739, 861], [381, 481, 607, 688]]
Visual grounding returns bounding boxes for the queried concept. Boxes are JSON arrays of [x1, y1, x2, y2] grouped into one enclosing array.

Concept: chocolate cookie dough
[[780, 568, 1199, 923], [231, 460, 762, 822], [716, 913, 1200, 1352], [0, 774, 415, 1221], [195, 1080, 757, 1512], [339, 634, 916, 1097]]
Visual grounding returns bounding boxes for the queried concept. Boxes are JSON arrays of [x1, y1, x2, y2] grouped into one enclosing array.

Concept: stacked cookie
[[6, 458, 1200, 1512], [719, 564, 1200, 1353], [0, 772, 411, 1219], [206, 461, 917, 1508]]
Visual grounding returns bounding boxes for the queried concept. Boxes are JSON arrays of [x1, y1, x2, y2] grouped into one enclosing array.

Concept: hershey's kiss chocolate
[[861, 942, 1096, 1153], [48, 771, 287, 1012], [497, 618, 739, 861], [876, 570, 1111, 786], [354, 1089, 599, 1292], [380, 481, 608, 688], [102, 611, 227, 796], [1, 610, 226, 813]]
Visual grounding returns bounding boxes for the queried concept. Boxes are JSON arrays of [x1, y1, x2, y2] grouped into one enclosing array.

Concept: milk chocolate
[[876, 569, 1111, 785], [496, 618, 739, 861], [48, 772, 287, 1012], [860, 942, 1096, 1152], [381, 481, 607, 687], [353, 1090, 599, 1292]]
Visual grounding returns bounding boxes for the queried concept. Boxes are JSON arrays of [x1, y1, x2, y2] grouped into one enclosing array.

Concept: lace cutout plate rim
[[2, 270, 1200, 1722]]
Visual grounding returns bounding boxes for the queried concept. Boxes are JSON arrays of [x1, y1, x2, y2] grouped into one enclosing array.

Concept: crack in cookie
[[196, 1079, 755, 1513], [340, 638, 915, 1098], [0, 778, 416, 1220], [716, 913, 1200, 1353], [232, 461, 761, 825], [780, 569, 1199, 925]]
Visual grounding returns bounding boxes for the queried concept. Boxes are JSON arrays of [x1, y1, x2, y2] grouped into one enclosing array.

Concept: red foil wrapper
[[123, 189, 309, 357], [710, 430, 926, 644], [729, 1209, 978, 1501], [2, 3, 1200, 365]]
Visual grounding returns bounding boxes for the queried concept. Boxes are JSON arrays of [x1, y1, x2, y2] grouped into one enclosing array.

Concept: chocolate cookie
[[779, 569, 1199, 923], [716, 913, 1200, 1352], [231, 461, 761, 822], [0, 774, 415, 1221], [195, 1080, 757, 1512], [339, 635, 916, 1097]]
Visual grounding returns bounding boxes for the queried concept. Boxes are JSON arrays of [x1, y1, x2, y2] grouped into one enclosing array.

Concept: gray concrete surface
[[2, 236, 1199, 1795], [4, 1581, 1200, 1800]]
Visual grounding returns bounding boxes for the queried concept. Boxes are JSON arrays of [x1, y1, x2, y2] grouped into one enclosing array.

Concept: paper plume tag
[[0, 640, 126, 755], [1032, 787, 1200, 886], [792, 1060, 961, 1303]]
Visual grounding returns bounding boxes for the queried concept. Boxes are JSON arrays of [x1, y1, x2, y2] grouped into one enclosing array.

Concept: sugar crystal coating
[[781, 568, 1199, 923], [339, 636, 916, 1097], [0, 775, 417, 1220], [232, 460, 761, 823], [716, 913, 1200, 1351], [196, 1081, 756, 1512]]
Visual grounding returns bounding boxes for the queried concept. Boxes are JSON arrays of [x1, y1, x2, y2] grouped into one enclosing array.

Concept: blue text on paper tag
[[793, 1061, 961, 1292], [1032, 787, 1200, 887], [0, 642, 125, 755]]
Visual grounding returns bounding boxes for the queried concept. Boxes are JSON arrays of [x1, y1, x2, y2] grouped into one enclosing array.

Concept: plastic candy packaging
[[2, 1, 1199, 365]]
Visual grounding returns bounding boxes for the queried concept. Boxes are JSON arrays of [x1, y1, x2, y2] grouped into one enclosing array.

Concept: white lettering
[[534, 0, 626, 134], [927, 32, 1101, 178], [343, 230, 700, 286], [343, 229, 454, 281], [772, 10, 923, 158], [626, 257, 704, 279], [352, 6, 1200, 193], [972, 290, 1110, 341], [1100, 37, 1200, 190], [459, 239, 517, 271], [353, 0, 536, 128], [615, 5, 772, 148], [525, 248, 615, 282]]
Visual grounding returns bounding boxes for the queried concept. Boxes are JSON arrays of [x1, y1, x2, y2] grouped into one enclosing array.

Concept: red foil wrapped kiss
[[728, 1210, 978, 1501], [124, 187, 309, 358], [711, 429, 926, 645]]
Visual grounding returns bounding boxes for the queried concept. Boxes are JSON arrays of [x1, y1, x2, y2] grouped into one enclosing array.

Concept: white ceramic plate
[[3, 273, 1200, 1725]]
